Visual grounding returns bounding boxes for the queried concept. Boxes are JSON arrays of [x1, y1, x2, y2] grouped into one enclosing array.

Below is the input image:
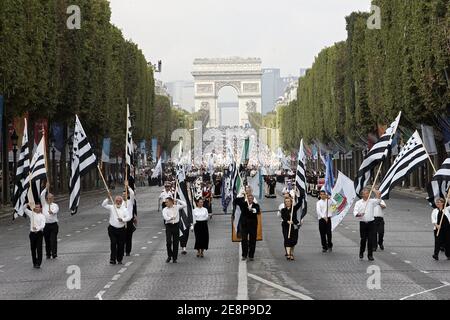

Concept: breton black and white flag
[[354, 112, 402, 196], [176, 164, 193, 234], [426, 158, 450, 207], [126, 104, 133, 173], [295, 139, 307, 217], [13, 119, 30, 219], [24, 137, 47, 209], [69, 115, 97, 215], [379, 131, 428, 200]]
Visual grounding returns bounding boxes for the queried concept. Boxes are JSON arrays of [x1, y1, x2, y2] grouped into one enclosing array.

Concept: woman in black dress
[[193, 199, 210, 257], [280, 196, 306, 260]]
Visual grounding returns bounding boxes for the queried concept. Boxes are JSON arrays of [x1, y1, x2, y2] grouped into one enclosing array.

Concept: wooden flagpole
[[125, 101, 129, 208], [41, 124, 50, 194], [97, 164, 121, 219], [436, 186, 450, 237], [288, 186, 298, 239]]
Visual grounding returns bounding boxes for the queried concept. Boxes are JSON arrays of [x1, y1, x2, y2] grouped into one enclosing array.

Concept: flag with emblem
[[13, 119, 30, 218]]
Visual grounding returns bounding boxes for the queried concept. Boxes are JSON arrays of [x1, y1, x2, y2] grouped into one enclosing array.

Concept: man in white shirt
[[353, 187, 382, 261], [373, 199, 387, 251], [24, 203, 46, 269], [162, 197, 187, 263], [159, 184, 173, 210], [123, 184, 136, 256], [102, 194, 132, 265], [316, 190, 335, 253], [41, 184, 60, 259]]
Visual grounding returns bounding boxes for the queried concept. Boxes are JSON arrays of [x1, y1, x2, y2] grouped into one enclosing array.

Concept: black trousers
[[108, 225, 126, 263], [318, 218, 333, 250], [241, 219, 258, 258], [180, 226, 189, 248], [434, 229, 450, 257], [359, 221, 375, 256], [125, 220, 136, 255], [44, 222, 59, 258], [29, 231, 44, 266], [373, 217, 385, 248], [165, 222, 179, 260]]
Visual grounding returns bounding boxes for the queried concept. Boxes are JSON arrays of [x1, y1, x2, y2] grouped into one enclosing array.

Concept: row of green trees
[[0, 0, 164, 156], [279, 0, 449, 154]]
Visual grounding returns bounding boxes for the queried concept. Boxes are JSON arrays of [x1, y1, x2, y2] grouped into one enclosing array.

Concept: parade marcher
[[279, 195, 305, 261], [316, 190, 335, 253], [102, 194, 132, 265], [353, 188, 382, 261], [203, 181, 213, 214], [234, 191, 261, 261], [373, 198, 387, 251], [159, 183, 173, 210], [193, 198, 210, 258], [431, 198, 450, 260], [162, 197, 187, 263], [24, 203, 46, 269], [123, 182, 137, 257], [41, 184, 60, 259]]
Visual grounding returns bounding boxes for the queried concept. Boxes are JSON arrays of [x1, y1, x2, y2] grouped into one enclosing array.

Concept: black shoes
[[125, 253, 130, 257], [117, 261, 123, 265], [379, 245, 384, 251], [166, 257, 172, 263], [46, 255, 51, 259], [110, 260, 116, 265], [359, 253, 364, 259], [249, 257, 254, 261], [322, 249, 327, 253], [33, 265, 40, 269], [433, 254, 439, 261], [368, 256, 374, 261], [173, 260, 177, 263], [241, 257, 247, 261], [181, 251, 187, 255], [52, 255, 57, 259], [328, 248, 332, 252]]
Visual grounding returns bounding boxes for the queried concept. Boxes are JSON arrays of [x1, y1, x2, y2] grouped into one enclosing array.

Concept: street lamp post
[[51, 138, 56, 192], [11, 130, 19, 196]]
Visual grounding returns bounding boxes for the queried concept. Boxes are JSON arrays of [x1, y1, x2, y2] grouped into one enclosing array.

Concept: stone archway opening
[[218, 86, 239, 127]]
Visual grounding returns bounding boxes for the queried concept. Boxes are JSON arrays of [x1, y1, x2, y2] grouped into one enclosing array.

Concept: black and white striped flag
[[25, 137, 48, 208], [426, 158, 450, 207], [379, 131, 428, 199], [126, 104, 133, 172], [354, 112, 402, 196], [176, 164, 193, 234], [13, 119, 30, 219], [295, 139, 307, 216], [69, 115, 97, 215]]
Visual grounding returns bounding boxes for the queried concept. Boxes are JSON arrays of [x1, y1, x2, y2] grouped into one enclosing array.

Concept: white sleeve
[[353, 201, 361, 217], [162, 208, 171, 222], [123, 207, 133, 222], [316, 201, 323, 218], [102, 199, 111, 210], [24, 208, 33, 218], [176, 200, 187, 210], [51, 204, 59, 215]]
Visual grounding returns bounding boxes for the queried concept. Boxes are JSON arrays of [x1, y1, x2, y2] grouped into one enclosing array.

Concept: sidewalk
[[0, 188, 104, 220]]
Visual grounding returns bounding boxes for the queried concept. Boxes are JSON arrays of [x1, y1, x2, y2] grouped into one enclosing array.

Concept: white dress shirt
[[123, 188, 135, 217], [162, 200, 187, 224], [193, 207, 209, 223], [431, 208, 450, 230], [353, 198, 381, 222], [40, 190, 59, 224], [24, 208, 46, 232], [374, 200, 387, 218], [316, 199, 335, 220], [102, 199, 132, 228]]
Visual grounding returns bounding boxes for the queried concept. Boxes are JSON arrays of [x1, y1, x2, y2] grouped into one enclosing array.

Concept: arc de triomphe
[[192, 57, 262, 128]]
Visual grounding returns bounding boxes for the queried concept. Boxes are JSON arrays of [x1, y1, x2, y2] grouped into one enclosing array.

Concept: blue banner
[[51, 122, 64, 152], [140, 140, 146, 154], [102, 138, 111, 163], [151, 138, 158, 162], [324, 154, 335, 195]]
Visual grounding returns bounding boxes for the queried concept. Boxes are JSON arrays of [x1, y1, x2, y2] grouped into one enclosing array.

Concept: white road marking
[[76, 231, 81, 233], [152, 236, 158, 239], [352, 230, 356, 233], [0, 265, 4, 273], [97, 221, 102, 224], [112, 274, 121, 281], [157, 232, 162, 234], [84, 227, 89, 230], [66, 234, 71, 237], [104, 282, 114, 289], [147, 241, 152, 244], [420, 270, 430, 274], [91, 224, 96, 227], [141, 247, 147, 250], [103, 219, 107, 222], [7, 228, 12, 231], [400, 282, 450, 300], [248, 273, 314, 300], [14, 256, 22, 260], [125, 261, 133, 267], [118, 268, 127, 274], [57, 239, 61, 242], [237, 246, 248, 300], [391, 252, 397, 255], [95, 291, 105, 300], [134, 253, 140, 257], [404, 260, 411, 264]]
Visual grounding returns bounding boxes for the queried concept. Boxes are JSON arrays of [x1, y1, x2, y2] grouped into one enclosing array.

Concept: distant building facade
[[165, 81, 195, 112]]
